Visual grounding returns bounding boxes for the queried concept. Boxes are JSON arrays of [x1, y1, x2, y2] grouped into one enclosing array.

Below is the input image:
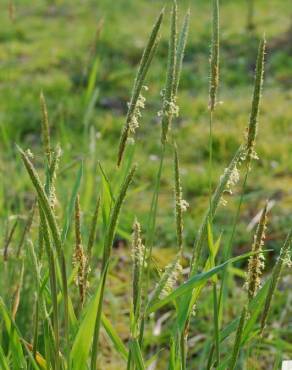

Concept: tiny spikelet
[[174, 144, 188, 252], [246, 202, 268, 301], [40, 91, 51, 165], [161, 1, 178, 144], [209, 0, 219, 111], [246, 36, 266, 162], [148, 255, 182, 305], [260, 228, 292, 334], [73, 195, 86, 306], [132, 219, 144, 317], [117, 10, 164, 166]]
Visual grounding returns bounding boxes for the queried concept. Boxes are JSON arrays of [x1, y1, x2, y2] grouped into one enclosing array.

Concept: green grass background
[[0, 0, 291, 368]]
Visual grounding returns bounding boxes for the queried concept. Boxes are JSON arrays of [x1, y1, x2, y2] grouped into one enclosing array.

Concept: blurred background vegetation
[[0, 0, 291, 368]]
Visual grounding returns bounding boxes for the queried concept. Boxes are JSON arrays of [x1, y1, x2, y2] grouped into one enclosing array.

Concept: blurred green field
[[0, 0, 292, 368]]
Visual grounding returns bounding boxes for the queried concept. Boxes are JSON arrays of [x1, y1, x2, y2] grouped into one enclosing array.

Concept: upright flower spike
[[160, 1, 178, 144], [40, 91, 51, 165], [209, 0, 219, 111], [47, 144, 61, 210], [246, 202, 268, 301], [174, 8, 190, 97], [246, 36, 266, 162], [117, 9, 164, 167], [131, 219, 144, 319], [73, 195, 86, 306]]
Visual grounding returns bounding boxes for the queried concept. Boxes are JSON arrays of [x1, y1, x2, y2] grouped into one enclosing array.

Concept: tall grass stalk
[[18, 148, 70, 350], [208, 2, 220, 366], [218, 35, 266, 331], [39, 207, 60, 368], [91, 165, 136, 370]]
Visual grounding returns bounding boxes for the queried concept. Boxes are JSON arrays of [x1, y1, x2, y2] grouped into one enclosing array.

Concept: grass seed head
[[245, 202, 268, 301], [209, 0, 220, 111], [246, 36, 266, 162]]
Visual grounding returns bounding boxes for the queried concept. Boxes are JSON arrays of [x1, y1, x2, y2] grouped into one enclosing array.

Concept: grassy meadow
[[0, 0, 291, 369]]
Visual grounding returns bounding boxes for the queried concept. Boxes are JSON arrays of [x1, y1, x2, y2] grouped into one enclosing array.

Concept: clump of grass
[[1, 4, 291, 370]]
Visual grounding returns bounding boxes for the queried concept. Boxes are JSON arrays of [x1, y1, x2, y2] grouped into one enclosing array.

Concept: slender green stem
[[208, 110, 214, 211], [212, 282, 220, 367], [139, 144, 165, 344]]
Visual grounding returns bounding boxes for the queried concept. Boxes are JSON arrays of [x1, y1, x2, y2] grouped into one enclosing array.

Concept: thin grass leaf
[[70, 264, 108, 370], [148, 251, 255, 313], [0, 345, 9, 370], [61, 162, 83, 243], [84, 195, 100, 288], [0, 298, 39, 370], [101, 313, 128, 362], [260, 228, 292, 334], [228, 306, 248, 370], [129, 339, 145, 370]]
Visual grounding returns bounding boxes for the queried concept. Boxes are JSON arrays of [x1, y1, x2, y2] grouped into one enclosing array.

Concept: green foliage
[[0, 1, 291, 369]]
